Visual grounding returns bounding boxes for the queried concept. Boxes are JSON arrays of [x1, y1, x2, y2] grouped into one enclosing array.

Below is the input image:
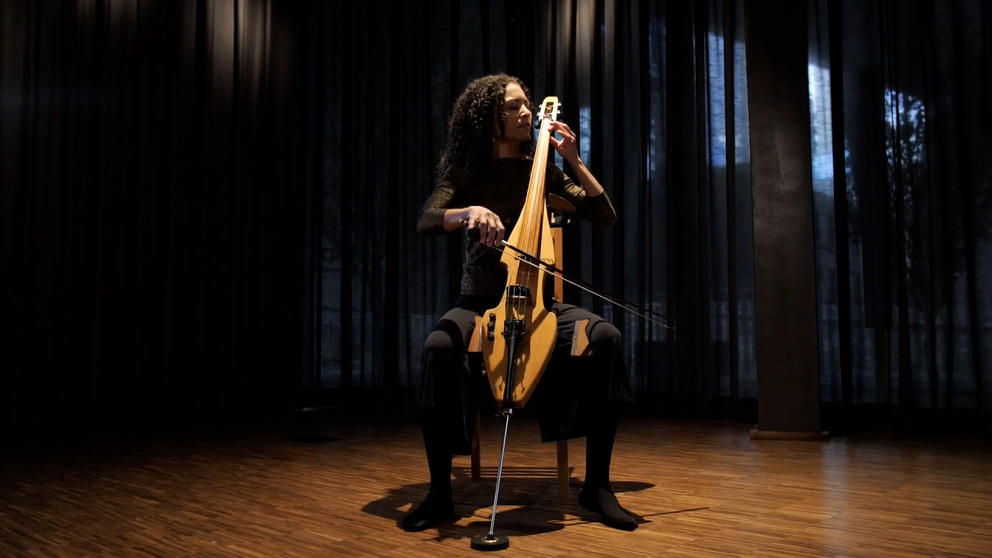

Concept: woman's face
[[498, 81, 533, 142]]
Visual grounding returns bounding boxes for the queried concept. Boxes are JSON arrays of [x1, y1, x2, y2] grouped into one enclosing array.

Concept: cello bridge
[[504, 284, 531, 328], [505, 284, 530, 306]]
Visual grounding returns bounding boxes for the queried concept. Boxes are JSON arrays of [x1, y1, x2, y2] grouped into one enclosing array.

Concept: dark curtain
[[809, 0, 992, 430], [0, 0, 318, 432], [322, 0, 758, 418], [11, 0, 983, 433]]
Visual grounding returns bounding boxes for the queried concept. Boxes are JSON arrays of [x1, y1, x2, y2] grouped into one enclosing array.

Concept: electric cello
[[467, 96, 674, 551], [467, 96, 561, 550]]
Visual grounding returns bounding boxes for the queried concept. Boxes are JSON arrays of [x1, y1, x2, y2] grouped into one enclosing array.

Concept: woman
[[404, 74, 637, 532]]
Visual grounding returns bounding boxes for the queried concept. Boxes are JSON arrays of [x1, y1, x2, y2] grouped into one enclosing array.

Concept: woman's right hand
[[460, 206, 505, 248]]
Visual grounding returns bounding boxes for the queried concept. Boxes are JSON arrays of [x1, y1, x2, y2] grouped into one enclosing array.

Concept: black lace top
[[417, 158, 617, 296]]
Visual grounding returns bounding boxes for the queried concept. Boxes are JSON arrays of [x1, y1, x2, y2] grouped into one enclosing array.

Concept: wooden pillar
[[744, 0, 825, 438]]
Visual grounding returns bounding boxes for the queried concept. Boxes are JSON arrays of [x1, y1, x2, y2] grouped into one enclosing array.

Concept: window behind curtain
[[807, 0, 992, 420]]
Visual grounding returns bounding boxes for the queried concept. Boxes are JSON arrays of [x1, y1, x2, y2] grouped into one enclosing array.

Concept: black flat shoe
[[578, 484, 638, 531], [400, 493, 455, 532]]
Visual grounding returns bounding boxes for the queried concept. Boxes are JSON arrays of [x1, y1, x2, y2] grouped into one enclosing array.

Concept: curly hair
[[436, 74, 534, 187]]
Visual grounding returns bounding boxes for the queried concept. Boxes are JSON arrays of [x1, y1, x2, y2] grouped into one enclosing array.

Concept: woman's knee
[[423, 317, 470, 361], [425, 328, 455, 352], [589, 321, 621, 347], [424, 329, 455, 357]]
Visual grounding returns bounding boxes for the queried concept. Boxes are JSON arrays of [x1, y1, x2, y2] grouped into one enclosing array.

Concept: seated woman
[[403, 74, 637, 532]]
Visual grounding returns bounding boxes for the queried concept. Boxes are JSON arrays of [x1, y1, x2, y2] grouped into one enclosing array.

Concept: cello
[[467, 96, 674, 550], [475, 96, 561, 410], [468, 96, 562, 551]]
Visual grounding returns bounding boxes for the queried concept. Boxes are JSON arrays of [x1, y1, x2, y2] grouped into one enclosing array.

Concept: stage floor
[[2, 412, 991, 557]]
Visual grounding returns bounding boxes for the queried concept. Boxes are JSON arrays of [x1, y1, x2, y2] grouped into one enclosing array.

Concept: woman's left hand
[[548, 121, 580, 165]]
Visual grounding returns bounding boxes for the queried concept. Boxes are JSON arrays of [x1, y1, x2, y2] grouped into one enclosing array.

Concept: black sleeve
[[416, 181, 458, 235], [549, 165, 617, 227]]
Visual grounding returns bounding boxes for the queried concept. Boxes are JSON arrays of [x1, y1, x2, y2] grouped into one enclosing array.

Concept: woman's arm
[[416, 183, 459, 235], [416, 178, 506, 246]]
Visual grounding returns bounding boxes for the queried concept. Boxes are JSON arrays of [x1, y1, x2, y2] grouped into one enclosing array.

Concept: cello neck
[[516, 97, 560, 257]]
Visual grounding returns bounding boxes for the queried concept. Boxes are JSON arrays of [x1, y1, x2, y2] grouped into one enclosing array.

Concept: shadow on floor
[[362, 467, 658, 541]]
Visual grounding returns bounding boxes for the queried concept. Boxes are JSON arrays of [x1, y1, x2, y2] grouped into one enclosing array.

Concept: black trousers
[[417, 295, 635, 456]]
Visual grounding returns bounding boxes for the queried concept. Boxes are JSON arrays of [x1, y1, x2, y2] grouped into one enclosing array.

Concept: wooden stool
[[470, 423, 571, 504]]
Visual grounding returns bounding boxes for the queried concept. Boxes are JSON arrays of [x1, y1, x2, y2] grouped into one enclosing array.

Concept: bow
[[493, 240, 677, 332]]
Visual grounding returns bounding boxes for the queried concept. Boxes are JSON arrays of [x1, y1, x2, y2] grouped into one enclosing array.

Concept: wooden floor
[[2, 412, 991, 557]]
